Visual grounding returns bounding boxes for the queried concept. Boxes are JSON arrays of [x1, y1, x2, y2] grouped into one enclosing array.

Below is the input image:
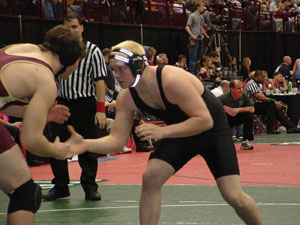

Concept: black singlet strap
[[156, 65, 171, 108], [129, 87, 155, 113]]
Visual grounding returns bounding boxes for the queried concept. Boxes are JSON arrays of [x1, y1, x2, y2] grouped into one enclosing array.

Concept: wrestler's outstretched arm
[[68, 90, 135, 155]]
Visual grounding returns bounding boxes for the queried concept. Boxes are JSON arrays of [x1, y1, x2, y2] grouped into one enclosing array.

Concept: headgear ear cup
[[130, 56, 144, 77], [58, 41, 82, 67]]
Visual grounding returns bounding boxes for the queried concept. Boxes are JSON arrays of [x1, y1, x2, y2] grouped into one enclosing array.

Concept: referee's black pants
[[48, 97, 100, 194], [226, 112, 254, 141], [254, 102, 294, 132]]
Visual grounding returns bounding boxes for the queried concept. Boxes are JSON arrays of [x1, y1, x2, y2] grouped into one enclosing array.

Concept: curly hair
[[39, 25, 86, 59]]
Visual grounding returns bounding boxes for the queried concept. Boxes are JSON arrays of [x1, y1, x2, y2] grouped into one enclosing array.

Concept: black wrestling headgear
[[55, 40, 82, 76], [110, 48, 148, 87], [58, 41, 82, 67]]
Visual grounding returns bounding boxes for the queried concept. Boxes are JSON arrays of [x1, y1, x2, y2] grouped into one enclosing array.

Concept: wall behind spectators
[[1, 16, 300, 77]]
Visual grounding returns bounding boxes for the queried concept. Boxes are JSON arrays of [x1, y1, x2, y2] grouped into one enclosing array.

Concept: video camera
[[211, 7, 230, 26], [210, 0, 240, 27]]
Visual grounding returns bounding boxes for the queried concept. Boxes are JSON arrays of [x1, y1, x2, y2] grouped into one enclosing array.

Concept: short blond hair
[[111, 40, 145, 58]]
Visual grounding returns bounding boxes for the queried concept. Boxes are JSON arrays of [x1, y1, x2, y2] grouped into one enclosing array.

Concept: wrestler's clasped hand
[[135, 120, 163, 141], [47, 102, 71, 124], [66, 125, 88, 156]]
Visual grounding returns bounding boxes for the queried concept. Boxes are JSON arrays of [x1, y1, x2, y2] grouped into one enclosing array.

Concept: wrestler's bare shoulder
[[116, 88, 139, 111], [1, 44, 56, 99], [5, 43, 40, 55], [158, 65, 204, 94]]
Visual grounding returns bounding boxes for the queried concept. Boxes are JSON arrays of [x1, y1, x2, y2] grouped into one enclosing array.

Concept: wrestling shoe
[[85, 191, 101, 201], [267, 130, 280, 134], [42, 187, 70, 201], [240, 140, 254, 150], [286, 127, 300, 133]]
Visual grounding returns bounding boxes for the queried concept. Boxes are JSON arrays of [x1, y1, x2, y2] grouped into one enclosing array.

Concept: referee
[[244, 70, 300, 134], [43, 13, 107, 201]]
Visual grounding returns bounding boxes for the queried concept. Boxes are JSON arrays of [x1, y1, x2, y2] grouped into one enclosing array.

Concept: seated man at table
[[265, 72, 288, 91], [244, 70, 300, 134], [218, 78, 254, 150]]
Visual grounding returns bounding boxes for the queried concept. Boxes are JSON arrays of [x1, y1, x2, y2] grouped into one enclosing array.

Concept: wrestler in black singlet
[[129, 65, 239, 179]]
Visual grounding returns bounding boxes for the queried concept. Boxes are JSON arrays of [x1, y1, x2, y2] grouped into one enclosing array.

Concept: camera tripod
[[204, 29, 232, 65]]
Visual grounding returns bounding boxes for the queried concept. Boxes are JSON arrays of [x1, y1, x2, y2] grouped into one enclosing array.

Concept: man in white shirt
[[269, 0, 280, 11], [211, 80, 230, 97]]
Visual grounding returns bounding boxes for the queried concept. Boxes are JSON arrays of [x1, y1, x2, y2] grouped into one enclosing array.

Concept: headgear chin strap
[[110, 48, 148, 87], [130, 74, 141, 87], [55, 66, 67, 76]]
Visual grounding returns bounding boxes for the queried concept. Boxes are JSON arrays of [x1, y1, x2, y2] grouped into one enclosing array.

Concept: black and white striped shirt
[[244, 79, 263, 103], [57, 41, 107, 100]]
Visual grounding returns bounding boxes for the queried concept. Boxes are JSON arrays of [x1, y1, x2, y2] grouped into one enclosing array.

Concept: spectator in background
[[278, 56, 292, 81], [185, 0, 197, 13], [241, 57, 251, 80], [42, 0, 54, 18], [144, 46, 156, 66], [198, 55, 213, 80], [288, 0, 297, 9], [50, 0, 63, 17], [67, 0, 87, 15], [269, 0, 281, 11], [266, 71, 288, 91], [186, 2, 209, 75], [245, 0, 260, 30], [102, 48, 116, 101], [101, 47, 119, 119], [196, 59, 202, 75], [243, 71, 255, 87], [135, 0, 144, 20], [202, 0, 212, 27], [269, 0, 283, 31], [244, 70, 300, 134], [156, 53, 168, 65], [229, 0, 242, 8], [208, 51, 222, 77], [174, 54, 188, 70], [211, 79, 230, 97], [218, 78, 255, 150], [173, 0, 190, 14], [275, 0, 293, 32], [222, 56, 238, 80], [260, 3, 276, 31], [292, 57, 300, 88]]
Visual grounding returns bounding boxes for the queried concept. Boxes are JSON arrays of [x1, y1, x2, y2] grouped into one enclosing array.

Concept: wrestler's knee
[[142, 169, 157, 188], [222, 190, 245, 208], [7, 179, 42, 214], [142, 167, 165, 190]]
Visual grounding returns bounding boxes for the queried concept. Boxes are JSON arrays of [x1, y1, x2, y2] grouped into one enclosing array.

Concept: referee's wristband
[[269, 98, 275, 102], [96, 102, 106, 113]]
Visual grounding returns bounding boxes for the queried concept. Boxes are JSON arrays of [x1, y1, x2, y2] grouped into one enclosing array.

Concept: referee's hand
[[95, 112, 107, 129]]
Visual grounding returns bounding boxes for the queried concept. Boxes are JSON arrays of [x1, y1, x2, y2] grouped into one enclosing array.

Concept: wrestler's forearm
[[85, 135, 126, 154], [1, 105, 26, 118], [0, 119, 12, 126], [21, 135, 59, 158], [160, 116, 213, 138]]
